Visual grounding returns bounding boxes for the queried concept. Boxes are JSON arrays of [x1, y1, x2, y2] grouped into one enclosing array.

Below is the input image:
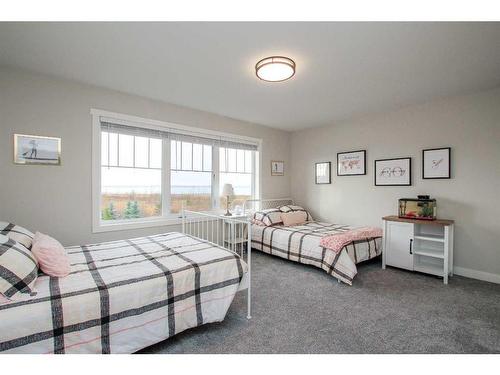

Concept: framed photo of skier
[[14, 134, 61, 165], [271, 160, 284, 176]]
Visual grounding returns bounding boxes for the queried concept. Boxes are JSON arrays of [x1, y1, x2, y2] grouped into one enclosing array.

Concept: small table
[[382, 215, 454, 284], [220, 213, 250, 256]]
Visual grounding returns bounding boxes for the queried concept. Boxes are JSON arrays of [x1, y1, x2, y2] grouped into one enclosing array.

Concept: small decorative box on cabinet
[[382, 216, 454, 284]]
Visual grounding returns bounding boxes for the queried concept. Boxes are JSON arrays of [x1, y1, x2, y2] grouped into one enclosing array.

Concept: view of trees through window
[[100, 130, 255, 221], [101, 132, 162, 221]]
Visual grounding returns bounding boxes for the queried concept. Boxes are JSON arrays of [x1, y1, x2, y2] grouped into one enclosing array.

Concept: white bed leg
[[337, 278, 341, 283], [247, 221, 252, 320]]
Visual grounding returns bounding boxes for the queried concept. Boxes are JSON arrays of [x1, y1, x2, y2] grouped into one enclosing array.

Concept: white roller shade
[[101, 120, 258, 151]]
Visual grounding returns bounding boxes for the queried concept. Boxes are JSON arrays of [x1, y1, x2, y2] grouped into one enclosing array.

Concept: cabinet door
[[386, 222, 414, 271]]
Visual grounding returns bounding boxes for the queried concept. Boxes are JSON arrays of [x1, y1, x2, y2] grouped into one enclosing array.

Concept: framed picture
[[315, 162, 331, 184], [14, 134, 61, 166], [337, 150, 366, 176], [375, 157, 411, 186], [422, 147, 451, 179], [271, 160, 284, 176]]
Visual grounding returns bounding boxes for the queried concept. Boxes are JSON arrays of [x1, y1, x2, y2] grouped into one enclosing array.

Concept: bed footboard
[[181, 208, 252, 320]]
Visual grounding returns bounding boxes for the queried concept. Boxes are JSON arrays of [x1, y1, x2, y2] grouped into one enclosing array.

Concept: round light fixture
[[255, 56, 295, 82]]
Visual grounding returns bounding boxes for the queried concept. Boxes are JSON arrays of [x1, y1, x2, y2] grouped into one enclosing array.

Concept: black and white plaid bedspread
[[251, 222, 381, 285], [0, 232, 247, 353]]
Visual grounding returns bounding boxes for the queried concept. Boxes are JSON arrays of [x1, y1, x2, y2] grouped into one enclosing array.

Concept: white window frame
[[91, 108, 262, 233]]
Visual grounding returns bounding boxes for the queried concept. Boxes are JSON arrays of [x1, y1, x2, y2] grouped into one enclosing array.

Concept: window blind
[[101, 120, 258, 151]]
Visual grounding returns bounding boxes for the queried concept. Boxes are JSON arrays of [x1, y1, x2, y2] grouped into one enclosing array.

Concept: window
[[92, 110, 260, 232], [101, 132, 162, 221], [170, 140, 212, 214], [219, 147, 253, 208]]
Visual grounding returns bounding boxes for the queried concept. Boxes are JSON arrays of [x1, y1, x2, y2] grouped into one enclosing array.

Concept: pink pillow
[[281, 211, 308, 226], [31, 232, 70, 277]]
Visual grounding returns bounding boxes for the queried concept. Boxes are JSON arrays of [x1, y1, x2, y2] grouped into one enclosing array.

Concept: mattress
[[0, 232, 247, 353], [251, 222, 381, 285]]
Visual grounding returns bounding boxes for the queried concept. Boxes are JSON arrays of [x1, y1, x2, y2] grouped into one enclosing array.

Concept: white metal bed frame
[[181, 208, 252, 319], [180, 198, 296, 320], [243, 197, 294, 214]]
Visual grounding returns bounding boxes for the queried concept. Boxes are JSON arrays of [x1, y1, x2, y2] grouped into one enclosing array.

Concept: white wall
[[290, 88, 500, 280], [2, 66, 499, 282], [0, 67, 290, 245]]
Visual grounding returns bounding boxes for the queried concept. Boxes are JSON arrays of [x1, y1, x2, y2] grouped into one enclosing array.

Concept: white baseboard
[[453, 266, 500, 284]]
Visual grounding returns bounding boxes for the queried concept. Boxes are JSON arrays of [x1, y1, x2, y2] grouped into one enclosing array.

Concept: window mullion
[[132, 136, 136, 168], [226, 148, 229, 173], [147, 138, 151, 168], [107, 132, 110, 168], [212, 147, 220, 210], [117, 134, 120, 166], [162, 138, 171, 217], [201, 144, 204, 172], [180, 141, 183, 170], [251, 150, 256, 199]]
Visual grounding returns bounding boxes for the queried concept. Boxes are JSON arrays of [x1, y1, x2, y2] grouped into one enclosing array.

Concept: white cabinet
[[384, 221, 414, 271], [382, 216, 454, 284]]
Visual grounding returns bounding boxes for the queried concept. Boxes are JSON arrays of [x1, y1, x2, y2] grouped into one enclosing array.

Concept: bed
[[246, 198, 381, 285], [0, 211, 251, 354]]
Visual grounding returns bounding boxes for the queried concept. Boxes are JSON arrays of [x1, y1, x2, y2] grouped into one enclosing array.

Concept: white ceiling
[[1, 22, 500, 131]]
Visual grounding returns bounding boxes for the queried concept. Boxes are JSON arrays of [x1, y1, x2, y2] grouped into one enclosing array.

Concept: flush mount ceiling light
[[255, 56, 296, 82]]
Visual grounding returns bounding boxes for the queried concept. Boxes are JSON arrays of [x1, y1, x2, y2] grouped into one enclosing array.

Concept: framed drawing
[[375, 157, 411, 186], [14, 134, 61, 166], [315, 162, 331, 184], [271, 160, 284, 176], [337, 150, 366, 176], [423, 147, 451, 179]]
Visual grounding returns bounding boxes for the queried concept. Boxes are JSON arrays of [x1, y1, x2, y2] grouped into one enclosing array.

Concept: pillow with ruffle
[[31, 232, 70, 278]]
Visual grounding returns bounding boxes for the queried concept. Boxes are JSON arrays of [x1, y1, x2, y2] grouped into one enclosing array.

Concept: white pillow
[[253, 208, 283, 226], [0, 221, 34, 249], [0, 234, 38, 300]]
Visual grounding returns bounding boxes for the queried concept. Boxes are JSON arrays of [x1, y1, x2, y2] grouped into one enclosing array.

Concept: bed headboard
[[243, 197, 293, 213]]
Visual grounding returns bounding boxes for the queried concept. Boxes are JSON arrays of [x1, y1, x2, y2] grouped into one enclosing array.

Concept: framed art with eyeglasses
[[375, 157, 411, 186]]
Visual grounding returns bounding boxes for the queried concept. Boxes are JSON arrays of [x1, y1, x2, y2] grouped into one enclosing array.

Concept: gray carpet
[[139, 251, 500, 354]]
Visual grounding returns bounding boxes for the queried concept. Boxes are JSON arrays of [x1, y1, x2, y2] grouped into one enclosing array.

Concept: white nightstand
[[219, 213, 251, 256], [382, 216, 454, 284]]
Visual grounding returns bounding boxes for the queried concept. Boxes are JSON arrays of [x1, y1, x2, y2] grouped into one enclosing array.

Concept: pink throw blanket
[[319, 226, 383, 253]]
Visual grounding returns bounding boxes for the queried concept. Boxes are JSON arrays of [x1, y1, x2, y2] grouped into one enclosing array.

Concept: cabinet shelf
[[414, 234, 445, 243], [413, 247, 444, 259], [414, 263, 444, 277], [224, 237, 247, 245]]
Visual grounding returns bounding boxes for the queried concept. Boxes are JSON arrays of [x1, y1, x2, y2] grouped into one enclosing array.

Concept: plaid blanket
[[251, 222, 381, 285], [0, 232, 247, 353]]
